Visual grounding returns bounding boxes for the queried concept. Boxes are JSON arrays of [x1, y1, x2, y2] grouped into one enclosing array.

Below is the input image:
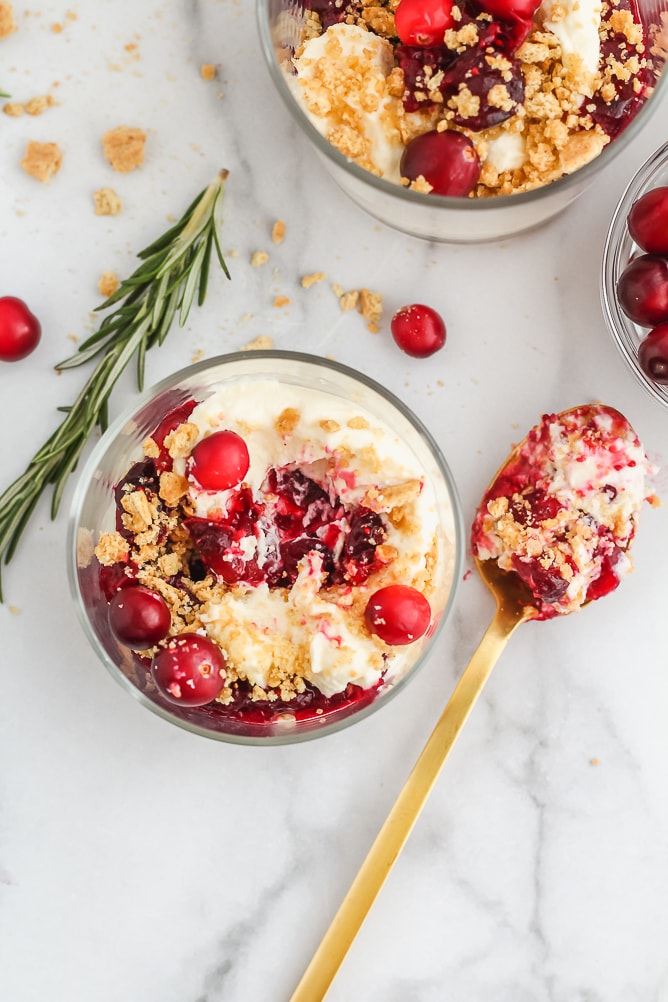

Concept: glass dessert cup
[[601, 139, 668, 409], [257, 0, 668, 244], [68, 351, 464, 745]]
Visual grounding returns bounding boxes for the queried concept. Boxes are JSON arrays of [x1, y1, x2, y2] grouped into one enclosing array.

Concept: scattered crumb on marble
[[8, 605, 20, 615], [191, 349, 205, 363], [590, 757, 600, 766], [98, 271, 120, 298], [67, 333, 78, 343], [301, 272, 327, 288], [243, 335, 274, 351], [272, 220, 286, 244], [3, 102, 23, 116], [20, 140, 62, 182], [51, 22, 63, 33], [200, 63, 216, 80], [251, 250, 269, 267], [0, 2, 16, 37], [273, 296, 291, 308], [227, 249, 239, 258], [240, 312, 254, 322], [338, 289, 359, 313], [26, 95, 54, 115], [102, 126, 146, 172], [93, 187, 122, 215]]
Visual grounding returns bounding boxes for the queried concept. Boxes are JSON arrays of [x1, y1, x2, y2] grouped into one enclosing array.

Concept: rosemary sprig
[[0, 167, 231, 599]]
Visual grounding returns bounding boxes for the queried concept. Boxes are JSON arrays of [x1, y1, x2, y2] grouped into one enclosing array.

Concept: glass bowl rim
[[255, 0, 668, 215], [67, 349, 466, 746], [600, 138, 668, 409]]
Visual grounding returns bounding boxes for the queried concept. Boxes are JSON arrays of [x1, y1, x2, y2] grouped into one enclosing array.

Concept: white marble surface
[[1, 2, 668, 1000]]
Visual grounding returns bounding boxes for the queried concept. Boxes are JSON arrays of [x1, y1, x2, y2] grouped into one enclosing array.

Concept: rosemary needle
[[0, 167, 231, 600]]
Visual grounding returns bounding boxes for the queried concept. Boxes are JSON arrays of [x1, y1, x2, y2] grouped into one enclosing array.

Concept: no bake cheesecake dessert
[[93, 377, 454, 723], [286, 0, 656, 197], [471, 404, 656, 618]]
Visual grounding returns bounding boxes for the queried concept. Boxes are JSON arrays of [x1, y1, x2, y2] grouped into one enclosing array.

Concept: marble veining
[[1, 1, 667, 1001]]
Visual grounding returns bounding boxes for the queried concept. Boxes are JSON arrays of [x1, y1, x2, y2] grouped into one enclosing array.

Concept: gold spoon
[[288, 404, 640, 1002]]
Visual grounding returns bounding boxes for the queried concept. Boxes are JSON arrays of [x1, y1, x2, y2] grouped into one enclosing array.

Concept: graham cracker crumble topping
[[20, 141, 62, 182], [102, 126, 147, 173], [94, 187, 122, 215], [94, 531, 130, 566], [164, 422, 199, 459], [275, 407, 300, 436], [98, 271, 120, 298]]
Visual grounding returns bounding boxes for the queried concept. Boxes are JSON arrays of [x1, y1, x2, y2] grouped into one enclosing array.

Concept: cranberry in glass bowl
[[601, 140, 668, 410], [256, 0, 668, 243], [68, 351, 464, 745]]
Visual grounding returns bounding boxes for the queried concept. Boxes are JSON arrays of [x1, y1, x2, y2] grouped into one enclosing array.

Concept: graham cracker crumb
[[164, 422, 199, 459], [200, 63, 216, 81], [301, 272, 327, 288], [98, 271, 119, 298], [20, 141, 62, 182], [0, 2, 16, 37], [359, 288, 382, 333], [94, 187, 122, 215], [159, 471, 189, 507], [339, 289, 359, 312], [25, 95, 53, 116], [3, 102, 23, 117], [275, 407, 300, 436], [272, 220, 286, 244], [94, 531, 130, 566], [251, 250, 269, 267], [102, 126, 146, 173], [142, 436, 160, 459], [273, 295, 291, 308], [242, 335, 274, 351]]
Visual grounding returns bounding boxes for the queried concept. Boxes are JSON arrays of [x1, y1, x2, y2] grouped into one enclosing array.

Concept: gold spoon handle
[[289, 604, 525, 1002]]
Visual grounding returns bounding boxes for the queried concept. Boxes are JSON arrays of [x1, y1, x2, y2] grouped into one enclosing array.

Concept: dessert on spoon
[[288, 402, 656, 1002]]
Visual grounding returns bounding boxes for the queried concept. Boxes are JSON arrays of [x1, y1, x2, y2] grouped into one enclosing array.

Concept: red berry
[[400, 130, 481, 197], [638, 323, 668, 384], [390, 304, 446, 358], [365, 585, 432, 646], [395, 0, 455, 46], [627, 187, 668, 255], [474, 0, 541, 22], [190, 430, 250, 491], [151, 633, 226, 706], [0, 296, 42, 362], [108, 584, 172, 649], [617, 255, 668, 327]]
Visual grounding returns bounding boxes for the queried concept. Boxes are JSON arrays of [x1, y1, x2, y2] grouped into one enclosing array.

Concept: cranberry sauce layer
[[93, 381, 445, 725], [470, 404, 653, 618]]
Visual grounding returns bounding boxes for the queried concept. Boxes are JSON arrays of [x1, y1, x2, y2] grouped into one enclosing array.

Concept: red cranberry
[[400, 130, 480, 197], [0, 296, 41, 362], [365, 585, 432, 645], [617, 254, 668, 327], [108, 584, 172, 648], [190, 430, 250, 491], [390, 304, 446, 358], [627, 187, 668, 255], [473, 0, 541, 21], [395, 0, 455, 46], [151, 633, 226, 706], [638, 323, 668, 384]]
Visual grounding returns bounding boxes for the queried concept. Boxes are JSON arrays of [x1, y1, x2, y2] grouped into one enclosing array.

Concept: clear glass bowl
[[601, 140, 668, 410], [68, 351, 464, 745], [257, 0, 668, 244]]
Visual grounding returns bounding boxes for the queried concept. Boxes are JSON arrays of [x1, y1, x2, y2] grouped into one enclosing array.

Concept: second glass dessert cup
[[257, 0, 668, 243]]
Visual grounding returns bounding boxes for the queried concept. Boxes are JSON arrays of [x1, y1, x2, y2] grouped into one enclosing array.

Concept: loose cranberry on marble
[[365, 585, 432, 645], [400, 130, 481, 197], [0, 296, 42, 362], [395, 0, 456, 46], [151, 633, 226, 706], [108, 584, 171, 649], [390, 304, 446, 358], [190, 430, 250, 491], [617, 255, 668, 327], [628, 187, 668, 256], [638, 323, 668, 384]]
